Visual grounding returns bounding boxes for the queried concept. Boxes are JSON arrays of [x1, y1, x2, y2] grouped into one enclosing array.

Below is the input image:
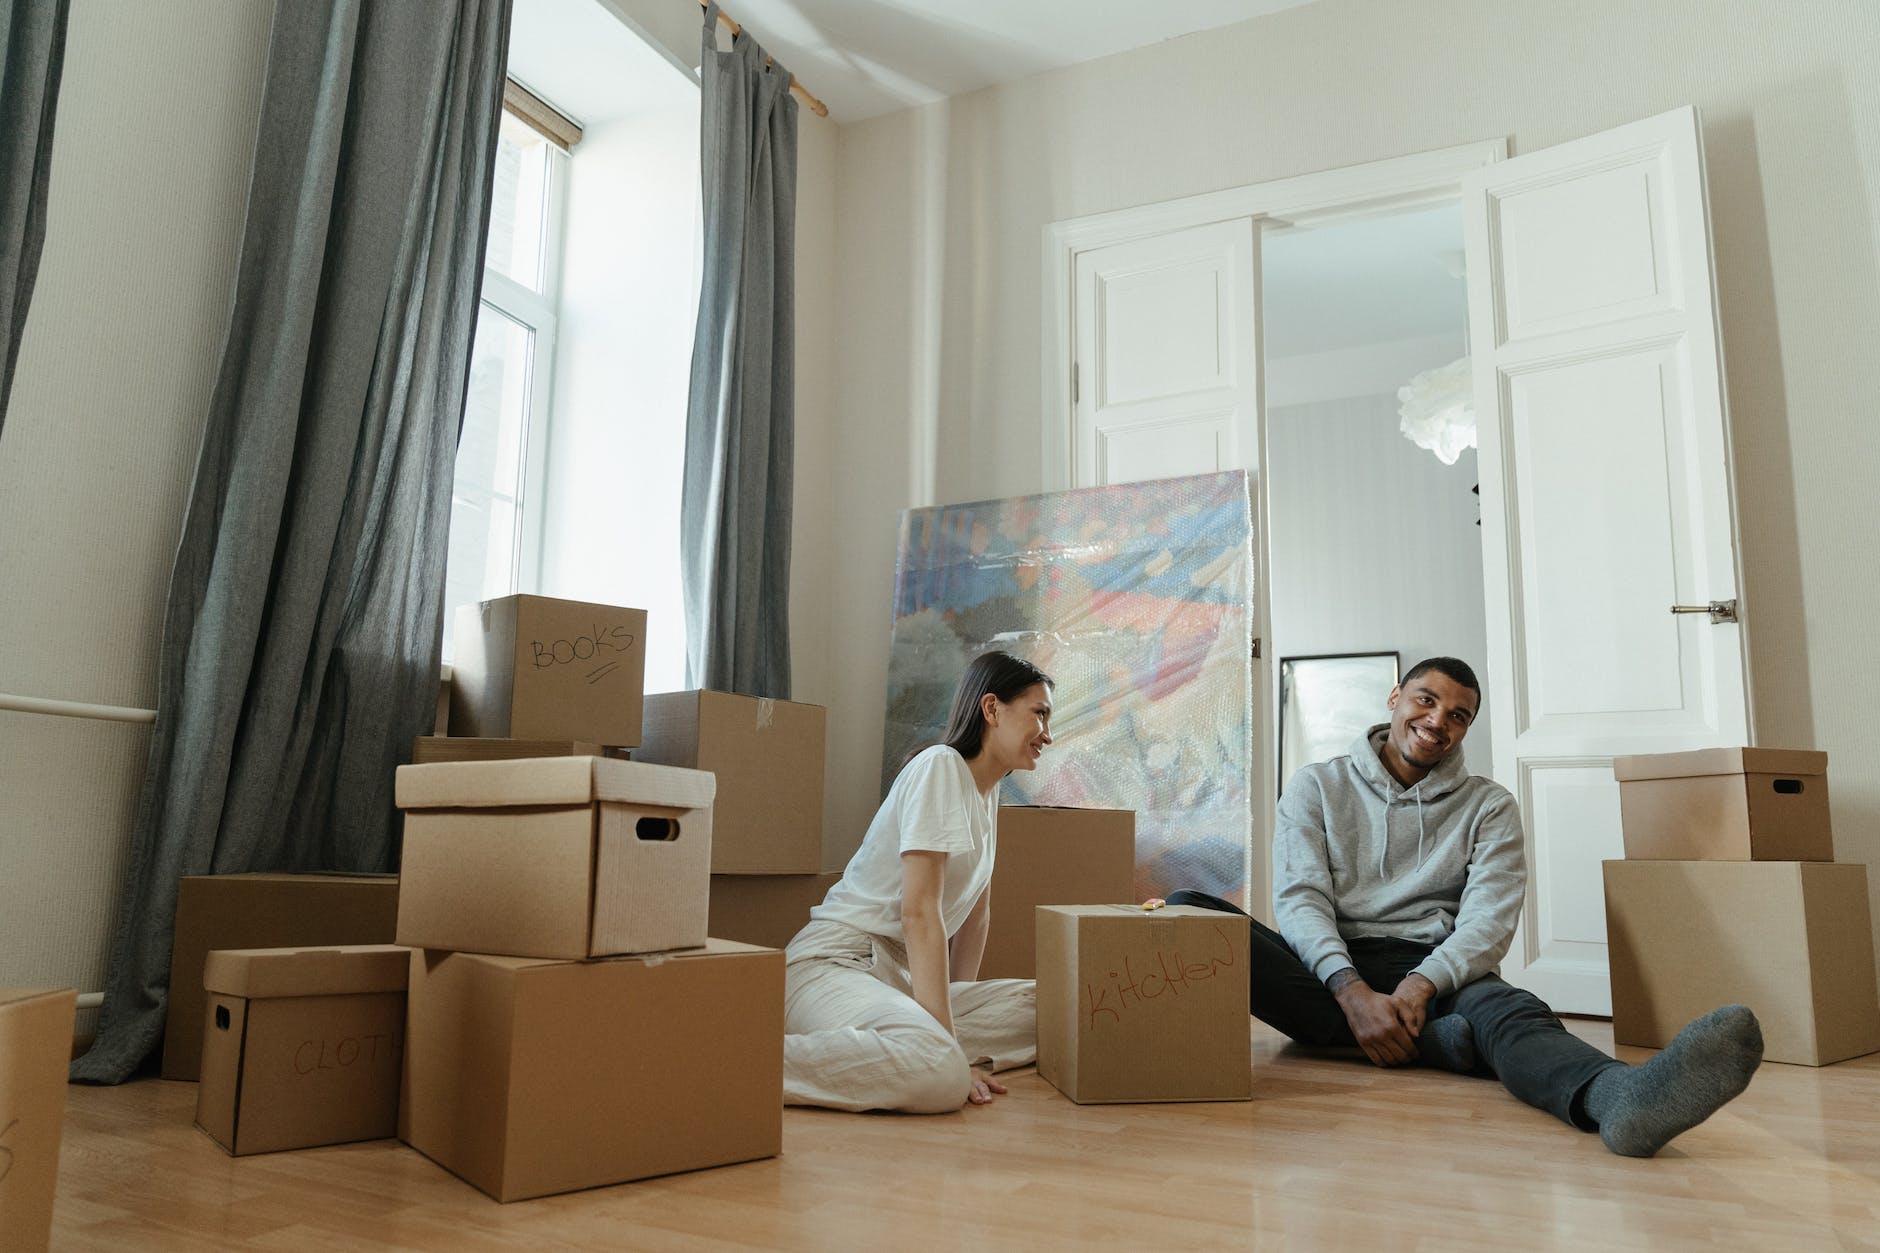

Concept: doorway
[[1261, 202, 1494, 784]]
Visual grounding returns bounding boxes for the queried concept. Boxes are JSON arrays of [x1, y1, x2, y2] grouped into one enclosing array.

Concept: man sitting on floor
[[1171, 656, 1763, 1157]]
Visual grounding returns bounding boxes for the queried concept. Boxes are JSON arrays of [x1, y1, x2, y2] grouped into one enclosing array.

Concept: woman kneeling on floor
[[783, 651, 1052, 1112]]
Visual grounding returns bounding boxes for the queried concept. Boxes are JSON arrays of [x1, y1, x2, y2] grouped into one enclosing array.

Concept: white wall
[[822, 0, 1880, 968], [0, 0, 272, 998], [535, 88, 702, 695]]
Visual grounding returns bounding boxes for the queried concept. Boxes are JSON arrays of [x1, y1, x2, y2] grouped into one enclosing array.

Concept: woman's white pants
[[782, 919, 1036, 1113]]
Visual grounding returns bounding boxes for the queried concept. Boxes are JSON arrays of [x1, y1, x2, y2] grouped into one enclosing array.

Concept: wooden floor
[[50, 1019, 1880, 1250]]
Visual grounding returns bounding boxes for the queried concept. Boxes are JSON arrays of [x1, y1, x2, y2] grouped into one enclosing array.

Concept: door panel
[[1511, 349, 1687, 722], [1098, 414, 1230, 484], [1098, 263, 1233, 405], [1496, 161, 1674, 337], [1522, 760, 1629, 1010], [1074, 219, 1259, 487], [1467, 106, 1751, 1013]]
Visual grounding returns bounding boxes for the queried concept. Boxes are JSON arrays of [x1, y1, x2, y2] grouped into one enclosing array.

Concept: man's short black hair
[[1401, 656, 1481, 703]]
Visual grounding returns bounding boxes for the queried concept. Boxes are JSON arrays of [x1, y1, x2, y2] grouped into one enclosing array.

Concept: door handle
[[1669, 598, 1739, 624]]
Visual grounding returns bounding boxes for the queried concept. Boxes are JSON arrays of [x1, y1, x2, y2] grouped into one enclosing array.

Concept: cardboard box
[[1604, 860, 1880, 1066], [450, 594, 648, 746], [396, 756, 714, 959], [1612, 748, 1832, 861], [400, 940, 783, 1202], [982, 807, 1136, 979], [162, 872, 400, 1082], [434, 663, 451, 735], [708, 873, 840, 949], [411, 736, 609, 765], [635, 690, 827, 874], [0, 987, 76, 1253], [1035, 905, 1252, 1103], [195, 946, 408, 1155]]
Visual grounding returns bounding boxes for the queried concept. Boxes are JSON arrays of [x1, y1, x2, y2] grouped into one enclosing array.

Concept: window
[[441, 109, 566, 658]]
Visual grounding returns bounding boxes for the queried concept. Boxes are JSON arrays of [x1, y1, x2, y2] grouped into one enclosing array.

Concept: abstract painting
[[883, 471, 1256, 904]]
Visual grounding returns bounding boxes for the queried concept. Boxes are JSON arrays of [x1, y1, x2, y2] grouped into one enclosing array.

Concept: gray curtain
[[72, 0, 511, 1084], [680, 1, 798, 698], [0, 0, 70, 435]]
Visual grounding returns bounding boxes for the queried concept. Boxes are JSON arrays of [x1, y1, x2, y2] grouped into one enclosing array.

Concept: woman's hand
[[966, 1066, 1007, 1106]]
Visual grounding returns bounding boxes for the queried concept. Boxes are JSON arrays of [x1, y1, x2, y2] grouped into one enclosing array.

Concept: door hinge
[[1669, 598, 1739, 625], [1072, 362, 1079, 405], [1252, 637, 1262, 660]]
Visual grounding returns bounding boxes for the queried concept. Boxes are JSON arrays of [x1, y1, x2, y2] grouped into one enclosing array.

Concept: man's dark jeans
[[1167, 890, 1620, 1129]]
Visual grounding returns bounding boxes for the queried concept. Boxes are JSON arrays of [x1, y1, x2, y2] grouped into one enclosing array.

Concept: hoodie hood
[[1349, 724, 1471, 803]]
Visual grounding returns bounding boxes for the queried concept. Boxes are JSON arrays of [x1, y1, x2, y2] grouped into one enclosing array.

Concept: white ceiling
[[1261, 203, 1468, 360], [665, 0, 1318, 122], [508, 0, 696, 127]]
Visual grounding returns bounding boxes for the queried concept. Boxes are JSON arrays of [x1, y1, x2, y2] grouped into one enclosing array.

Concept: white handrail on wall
[[0, 692, 156, 724]]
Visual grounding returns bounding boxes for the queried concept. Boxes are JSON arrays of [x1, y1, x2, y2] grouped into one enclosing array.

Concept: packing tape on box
[[756, 697, 775, 730]]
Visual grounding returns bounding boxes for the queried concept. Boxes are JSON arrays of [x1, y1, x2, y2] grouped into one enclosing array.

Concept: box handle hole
[[636, 816, 679, 842], [1773, 778, 1803, 794], [215, 1005, 231, 1030]]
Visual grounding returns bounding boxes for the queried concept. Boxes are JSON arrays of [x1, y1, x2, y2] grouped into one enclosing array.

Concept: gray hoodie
[[1272, 724, 1525, 996]]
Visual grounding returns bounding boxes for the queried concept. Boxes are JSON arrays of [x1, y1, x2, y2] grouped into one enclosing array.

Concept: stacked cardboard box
[[983, 807, 1136, 979], [1604, 748, 1880, 1066], [164, 872, 400, 1082], [448, 595, 649, 746], [393, 745, 782, 1200], [431, 599, 836, 952], [635, 689, 834, 950], [194, 945, 410, 1155]]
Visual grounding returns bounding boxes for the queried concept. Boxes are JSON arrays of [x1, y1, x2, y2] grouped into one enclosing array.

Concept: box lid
[[0, 986, 74, 1010], [395, 756, 715, 810], [445, 936, 772, 974], [999, 805, 1134, 815], [202, 945, 411, 998], [1040, 904, 1222, 921], [1611, 747, 1827, 782]]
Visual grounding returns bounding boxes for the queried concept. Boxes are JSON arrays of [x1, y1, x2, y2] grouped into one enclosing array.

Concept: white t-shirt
[[809, 745, 998, 944]]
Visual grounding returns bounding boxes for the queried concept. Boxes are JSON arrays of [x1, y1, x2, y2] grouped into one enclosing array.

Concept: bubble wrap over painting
[[883, 471, 1256, 905]]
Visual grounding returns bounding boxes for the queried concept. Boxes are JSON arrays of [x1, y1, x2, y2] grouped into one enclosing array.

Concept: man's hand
[[1389, 972, 1439, 1038], [965, 1066, 1007, 1106], [1329, 968, 1418, 1067]]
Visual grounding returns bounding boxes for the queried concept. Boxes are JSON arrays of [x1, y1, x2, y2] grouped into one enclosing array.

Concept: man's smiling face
[[1382, 670, 1479, 784]]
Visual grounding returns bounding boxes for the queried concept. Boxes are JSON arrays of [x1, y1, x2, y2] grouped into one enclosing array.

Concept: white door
[[1465, 106, 1752, 1013], [1070, 217, 1268, 915], [1072, 219, 1261, 485]]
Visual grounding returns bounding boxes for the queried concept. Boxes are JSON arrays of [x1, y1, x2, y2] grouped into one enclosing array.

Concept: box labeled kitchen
[[1035, 904, 1251, 1104]]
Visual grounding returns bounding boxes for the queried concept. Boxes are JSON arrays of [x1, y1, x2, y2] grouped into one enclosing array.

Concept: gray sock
[[1417, 1014, 1476, 1073], [1583, 1005, 1763, 1157]]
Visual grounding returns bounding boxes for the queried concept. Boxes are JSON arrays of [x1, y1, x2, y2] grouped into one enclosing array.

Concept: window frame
[[475, 117, 569, 601]]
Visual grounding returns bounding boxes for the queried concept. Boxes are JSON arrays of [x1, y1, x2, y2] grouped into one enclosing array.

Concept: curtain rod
[[698, 0, 829, 117], [505, 78, 583, 150]]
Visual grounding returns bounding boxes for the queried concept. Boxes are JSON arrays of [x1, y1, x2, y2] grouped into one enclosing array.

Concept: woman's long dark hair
[[935, 650, 1052, 763]]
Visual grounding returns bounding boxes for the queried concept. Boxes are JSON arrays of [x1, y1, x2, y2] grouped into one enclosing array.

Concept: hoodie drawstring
[[1415, 782, 1427, 873], [1378, 781, 1431, 881]]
